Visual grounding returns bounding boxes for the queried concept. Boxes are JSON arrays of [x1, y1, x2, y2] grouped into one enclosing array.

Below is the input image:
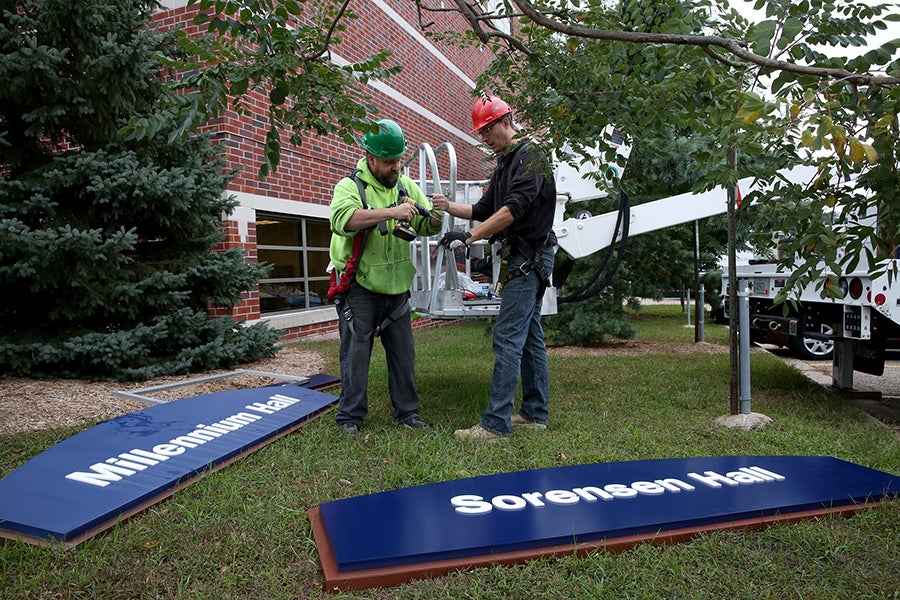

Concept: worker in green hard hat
[[327, 118, 443, 436]]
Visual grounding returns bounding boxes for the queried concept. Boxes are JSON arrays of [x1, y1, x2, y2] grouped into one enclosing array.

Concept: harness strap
[[333, 294, 357, 337], [327, 231, 366, 301], [327, 170, 372, 301], [503, 241, 551, 300], [374, 294, 411, 337], [504, 262, 533, 283], [335, 290, 411, 339]]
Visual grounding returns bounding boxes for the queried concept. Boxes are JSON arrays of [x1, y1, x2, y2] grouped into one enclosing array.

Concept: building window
[[257, 214, 332, 314]]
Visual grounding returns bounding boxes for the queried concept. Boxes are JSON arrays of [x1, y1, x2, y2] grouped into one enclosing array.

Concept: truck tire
[[788, 323, 834, 360]]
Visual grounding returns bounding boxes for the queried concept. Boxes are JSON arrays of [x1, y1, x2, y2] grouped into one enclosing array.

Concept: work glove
[[440, 231, 471, 252]]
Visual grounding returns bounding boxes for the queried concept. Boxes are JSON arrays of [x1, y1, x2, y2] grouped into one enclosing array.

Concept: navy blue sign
[[314, 456, 899, 575], [0, 381, 338, 546]]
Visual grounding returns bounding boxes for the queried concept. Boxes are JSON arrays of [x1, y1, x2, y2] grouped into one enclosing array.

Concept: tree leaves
[[750, 19, 778, 56], [122, 0, 400, 179]]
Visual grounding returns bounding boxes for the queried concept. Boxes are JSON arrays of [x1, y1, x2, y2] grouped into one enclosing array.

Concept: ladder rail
[[402, 141, 504, 318], [427, 142, 458, 313], [402, 143, 455, 304]]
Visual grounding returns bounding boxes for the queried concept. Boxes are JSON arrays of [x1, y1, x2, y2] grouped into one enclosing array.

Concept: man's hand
[[440, 230, 471, 251], [430, 194, 449, 212], [394, 199, 418, 222]]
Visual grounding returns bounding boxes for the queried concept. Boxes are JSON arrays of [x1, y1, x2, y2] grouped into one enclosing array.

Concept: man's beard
[[375, 170, 399, 188]]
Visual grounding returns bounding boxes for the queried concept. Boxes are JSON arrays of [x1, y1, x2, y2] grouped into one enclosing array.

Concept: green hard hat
[[360, 119, 407, 159]]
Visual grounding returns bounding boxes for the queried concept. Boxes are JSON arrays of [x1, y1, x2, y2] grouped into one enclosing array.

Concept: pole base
[[715, 412, 773, 431]]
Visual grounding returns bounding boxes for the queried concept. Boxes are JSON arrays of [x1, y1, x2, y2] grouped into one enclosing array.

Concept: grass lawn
[[1, 304, 898, 599]]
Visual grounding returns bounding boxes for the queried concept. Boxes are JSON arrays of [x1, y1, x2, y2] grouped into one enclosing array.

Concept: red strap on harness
[[327, 232, 366, 301]]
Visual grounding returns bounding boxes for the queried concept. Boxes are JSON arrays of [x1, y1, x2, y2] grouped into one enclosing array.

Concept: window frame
[[256, 213, 332, 315]]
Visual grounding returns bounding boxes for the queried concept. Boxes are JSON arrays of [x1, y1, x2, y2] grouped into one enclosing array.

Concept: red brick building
[[155, 0, 501, 340]]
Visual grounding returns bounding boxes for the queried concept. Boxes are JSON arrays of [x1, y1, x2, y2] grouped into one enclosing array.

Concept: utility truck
[[401, 138, 900, 389], [722, 214, 900, 385]]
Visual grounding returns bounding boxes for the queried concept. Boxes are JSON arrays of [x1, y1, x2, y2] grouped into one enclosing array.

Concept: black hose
[[557, 191, 631, 303]]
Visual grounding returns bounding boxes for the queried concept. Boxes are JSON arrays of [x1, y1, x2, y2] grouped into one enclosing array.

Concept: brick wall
[[208, 219, 261, 321], [154, 1, 495, 341], [278, 316, 462, 344]]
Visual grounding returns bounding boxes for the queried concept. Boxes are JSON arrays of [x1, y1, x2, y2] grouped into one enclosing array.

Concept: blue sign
[[0, 379, 339, 546], [311, 456, 899, 589]]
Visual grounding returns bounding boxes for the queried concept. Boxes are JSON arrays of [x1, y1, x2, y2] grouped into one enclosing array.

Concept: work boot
[[511, 413, 547, 430], [454, 424, 501, 442], [397, 414, 429, 429], [340, 422, 360, 436]]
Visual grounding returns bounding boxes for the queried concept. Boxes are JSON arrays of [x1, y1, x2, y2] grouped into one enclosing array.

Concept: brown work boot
[[454, 424, 501, 442], [511, 413, 547, 430]]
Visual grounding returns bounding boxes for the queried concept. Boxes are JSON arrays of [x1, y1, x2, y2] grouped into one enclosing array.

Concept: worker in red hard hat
[[432, 94, 557, 442]]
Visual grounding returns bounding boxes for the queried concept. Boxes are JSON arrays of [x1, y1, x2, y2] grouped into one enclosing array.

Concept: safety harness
[[326, 170, 411, 337], [327, 170, 371, 302], [500, 234, 553, 300]]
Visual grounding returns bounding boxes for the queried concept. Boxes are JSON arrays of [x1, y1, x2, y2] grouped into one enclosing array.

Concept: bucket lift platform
[[404, 142, 504, 320]]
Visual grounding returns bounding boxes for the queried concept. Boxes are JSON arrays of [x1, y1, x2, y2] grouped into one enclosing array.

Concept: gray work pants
[[334, 282, 421, 426]]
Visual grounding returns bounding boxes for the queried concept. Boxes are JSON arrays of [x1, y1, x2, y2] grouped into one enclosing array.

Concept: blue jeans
[[334, 282, 421, 426], [480, 246, 554, 436]]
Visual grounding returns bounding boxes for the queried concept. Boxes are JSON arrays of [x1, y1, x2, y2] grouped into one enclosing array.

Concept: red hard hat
[[471, 95, 511, 133]]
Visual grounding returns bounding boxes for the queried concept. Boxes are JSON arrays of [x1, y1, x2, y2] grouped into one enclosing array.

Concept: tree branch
[[306, 0, 353, 61], [701, 46, 748, 70], [417, 0, 534, 56], [435, 0, 899, 87]]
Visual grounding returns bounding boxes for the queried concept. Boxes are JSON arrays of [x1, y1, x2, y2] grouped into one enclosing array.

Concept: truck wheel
[[788, 324, 834, 360]]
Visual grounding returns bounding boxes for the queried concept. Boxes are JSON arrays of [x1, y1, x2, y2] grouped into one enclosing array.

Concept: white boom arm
[[554, 165, 820, 259]]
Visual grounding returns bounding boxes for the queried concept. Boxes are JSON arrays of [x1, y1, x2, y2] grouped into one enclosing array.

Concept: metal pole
[[738, 283, 752, 414], [686, 288, 691, 325], [694, 220, 700, 341], [698, 284, 705, 342], [727, 148, 739, 414]]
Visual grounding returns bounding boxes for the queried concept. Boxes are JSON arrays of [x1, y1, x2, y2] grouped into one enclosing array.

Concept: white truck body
[[724, 223, 900, 379]]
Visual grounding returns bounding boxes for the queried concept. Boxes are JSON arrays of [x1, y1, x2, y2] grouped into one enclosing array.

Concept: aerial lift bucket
[[403, 142, 505, 319]]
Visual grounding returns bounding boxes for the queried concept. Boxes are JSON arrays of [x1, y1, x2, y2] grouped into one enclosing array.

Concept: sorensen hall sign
[[309, 455, 899, 592]]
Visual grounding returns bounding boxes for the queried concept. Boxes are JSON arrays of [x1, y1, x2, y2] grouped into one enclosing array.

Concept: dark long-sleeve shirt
[[471, 139, 558, 251]]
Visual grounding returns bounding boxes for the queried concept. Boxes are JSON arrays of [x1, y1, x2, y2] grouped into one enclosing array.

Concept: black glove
[[440, 231, 471, 251]]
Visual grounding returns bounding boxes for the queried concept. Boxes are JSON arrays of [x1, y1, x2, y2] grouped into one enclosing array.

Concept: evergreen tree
[[0, 0, 278, 380]]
